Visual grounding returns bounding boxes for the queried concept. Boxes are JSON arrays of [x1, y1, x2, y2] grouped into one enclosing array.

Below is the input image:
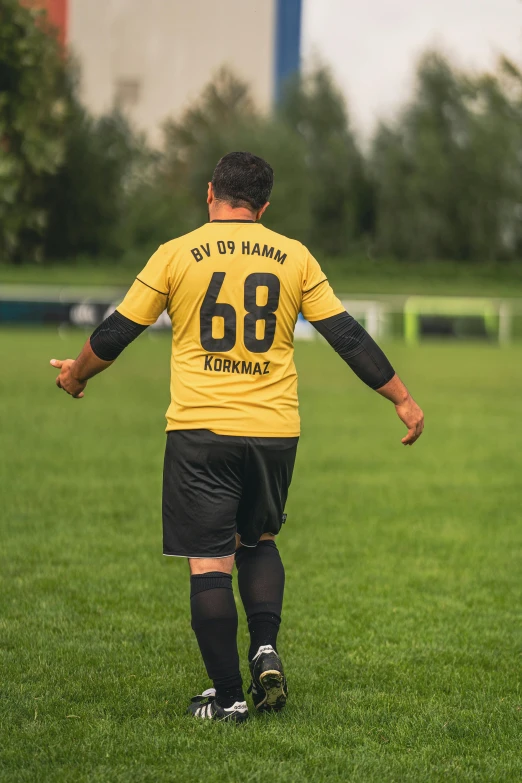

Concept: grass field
[[1, 329, 521, 782], [3, 257, 522, 297]]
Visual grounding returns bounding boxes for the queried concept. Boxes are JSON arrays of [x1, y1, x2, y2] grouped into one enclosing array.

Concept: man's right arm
[[374, 372, 424, 446], [50, 245, 170, 398], [310, 311, 424, 445], [89, 310, 148, 361], [85, 244, 171, 368], [299, 250, 424, 446]]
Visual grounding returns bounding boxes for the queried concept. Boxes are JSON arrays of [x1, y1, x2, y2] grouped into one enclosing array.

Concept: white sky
[[302, 0, 522, 138]]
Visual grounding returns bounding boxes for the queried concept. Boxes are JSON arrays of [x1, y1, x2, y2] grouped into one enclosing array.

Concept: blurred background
[[1, 0, 522, 338], [2, 7, 522, 777]]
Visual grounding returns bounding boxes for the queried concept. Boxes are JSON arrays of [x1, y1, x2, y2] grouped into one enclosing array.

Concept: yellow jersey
[[117, 221, 344, 437]]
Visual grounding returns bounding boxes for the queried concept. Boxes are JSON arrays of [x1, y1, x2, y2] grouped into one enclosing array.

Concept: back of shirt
[[117, 221, 344, 437]]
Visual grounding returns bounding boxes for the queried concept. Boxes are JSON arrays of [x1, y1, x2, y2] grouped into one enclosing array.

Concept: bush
[[0, 0, 70, 262], [44, 103, 145, 259], [371, 52, 522, 262]]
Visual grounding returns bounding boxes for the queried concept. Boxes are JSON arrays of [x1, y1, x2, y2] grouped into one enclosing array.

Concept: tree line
[[2, 0, 522, 265]]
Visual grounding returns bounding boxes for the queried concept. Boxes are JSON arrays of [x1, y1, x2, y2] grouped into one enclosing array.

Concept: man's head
[[207, 152, 273, 221]]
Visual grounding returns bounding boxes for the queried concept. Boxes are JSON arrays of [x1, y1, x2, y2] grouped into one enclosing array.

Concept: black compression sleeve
[[310, 311, 395, 390], [90, 311, 148, 361]]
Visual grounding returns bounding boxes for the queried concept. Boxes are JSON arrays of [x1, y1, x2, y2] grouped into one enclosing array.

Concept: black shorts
[[162, 429, 299, 559]]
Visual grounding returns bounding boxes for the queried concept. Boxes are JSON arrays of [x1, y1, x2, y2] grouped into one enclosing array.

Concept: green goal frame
[[403, 297, 498, 344]]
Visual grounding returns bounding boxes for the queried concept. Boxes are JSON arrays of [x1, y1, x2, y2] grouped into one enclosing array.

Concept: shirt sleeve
[[116, 245, 171, 326], [311, 312, 395, 389], [90, 311, 148, 361], [300, 250, 345, 322]]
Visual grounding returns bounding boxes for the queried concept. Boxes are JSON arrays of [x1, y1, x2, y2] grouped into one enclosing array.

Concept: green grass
[[0, 263, 136, 287], [322, 257, 522, 297], [1, 330, 521, 782], [3, 256, 522, 296]]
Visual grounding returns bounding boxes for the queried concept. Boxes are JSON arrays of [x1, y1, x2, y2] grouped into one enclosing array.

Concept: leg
[[235, 539, 285, 660], [235, 538, 288, 712], [234, 437, 298, 713], [162, 431, 246, 714], [234, 437, 297, 659], [189, 555, 244, 709], [190, 556, 235, 576], [235, 532, 275, 549]]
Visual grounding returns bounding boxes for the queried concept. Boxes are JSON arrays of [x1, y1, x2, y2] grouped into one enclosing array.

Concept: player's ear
[[256, 202, 270, 221], [207, 182, 214, 205]]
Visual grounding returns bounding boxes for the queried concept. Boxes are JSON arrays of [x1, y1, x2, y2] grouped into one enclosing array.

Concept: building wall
[[68, 0, 277, 143]]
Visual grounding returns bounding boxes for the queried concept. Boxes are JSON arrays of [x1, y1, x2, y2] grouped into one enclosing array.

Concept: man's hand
[[395, 396, 424, 446], [376, 373, 424, 445], [50, 340, 114, 400], [50, 359, 87, 399]]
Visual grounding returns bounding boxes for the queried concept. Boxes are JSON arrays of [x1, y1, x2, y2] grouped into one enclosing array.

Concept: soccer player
[[50, 152, 424, 723]]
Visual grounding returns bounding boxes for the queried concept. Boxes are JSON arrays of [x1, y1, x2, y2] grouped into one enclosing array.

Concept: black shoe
[[187, 688, 249, 723], [248, 645, 288, 712]]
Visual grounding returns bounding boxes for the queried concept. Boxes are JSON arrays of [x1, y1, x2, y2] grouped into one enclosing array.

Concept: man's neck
[[209, 205, 256, 222]]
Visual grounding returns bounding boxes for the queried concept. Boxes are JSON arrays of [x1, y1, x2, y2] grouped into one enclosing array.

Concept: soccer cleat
[[187, 688, 249, 723], [248, 645, 287, 712]]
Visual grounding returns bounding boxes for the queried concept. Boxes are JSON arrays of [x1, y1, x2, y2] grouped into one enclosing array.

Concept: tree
[[0, 0, 70, 262], [278, 65, 371, 256], [160, 68, 312, 244], [370, 51, 522, 262], [465, 59, 522, 260], [371, 53, 472, 260], [44, 101, 146, 259], [161, 67, 259, 228]]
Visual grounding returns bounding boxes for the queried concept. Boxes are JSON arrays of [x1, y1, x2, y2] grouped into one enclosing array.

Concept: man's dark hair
[[211, 152, 273, 211]]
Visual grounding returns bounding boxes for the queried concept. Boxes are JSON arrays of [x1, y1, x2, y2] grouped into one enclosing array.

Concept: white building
[[65, 0, 302, 143]]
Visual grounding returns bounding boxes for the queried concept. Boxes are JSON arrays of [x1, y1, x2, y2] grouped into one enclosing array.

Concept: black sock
[[235, 540, 285, 660], [190, 572, 243, 708]]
